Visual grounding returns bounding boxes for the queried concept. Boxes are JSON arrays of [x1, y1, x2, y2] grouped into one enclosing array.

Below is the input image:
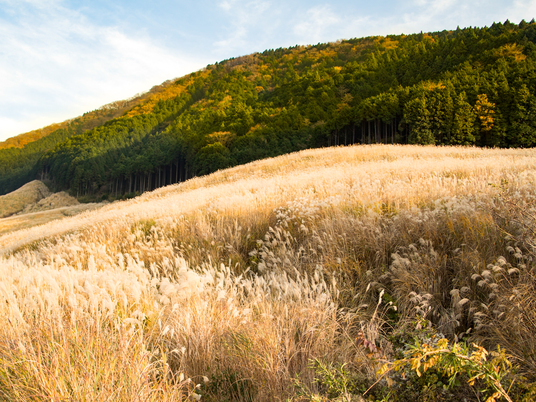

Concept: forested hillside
[[0, 80, 180, 194], [2, 19, 536, 196]]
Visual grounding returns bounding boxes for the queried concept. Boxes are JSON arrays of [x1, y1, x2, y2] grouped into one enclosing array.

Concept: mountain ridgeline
[[2, 20, 536, 197]]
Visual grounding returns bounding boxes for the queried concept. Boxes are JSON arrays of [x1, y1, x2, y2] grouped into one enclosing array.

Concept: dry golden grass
[[2, 145, 534, 253], [0, 180, 50, 218], [1, 144, 536, 401], [0, 202, 102, 236], [19, 191, 79, 214]]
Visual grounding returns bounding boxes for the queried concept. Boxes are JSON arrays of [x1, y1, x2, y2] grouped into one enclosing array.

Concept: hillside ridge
[[2, 19, 536, 197], [0, 180, 51, 218], [0, 78, 184, 151]]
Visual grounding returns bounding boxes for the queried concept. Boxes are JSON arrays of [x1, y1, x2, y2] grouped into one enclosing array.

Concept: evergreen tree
[[509, 84, 536, 146], [451, 92, 477, 145], [404, 96, 435, 145]]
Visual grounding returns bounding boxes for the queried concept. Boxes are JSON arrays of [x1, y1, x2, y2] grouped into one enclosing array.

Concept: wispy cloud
[[293, 5, 342, 43], [214, 0, 272, 55], [292, 4, 377, 44], [0, 1, 205, 140], [219, 0, 240, 12], [511, 0, 536, 22], [387, 0, 527, 35]]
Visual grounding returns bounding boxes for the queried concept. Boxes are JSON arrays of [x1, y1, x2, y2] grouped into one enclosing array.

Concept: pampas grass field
[[1, 144, 536, 401]]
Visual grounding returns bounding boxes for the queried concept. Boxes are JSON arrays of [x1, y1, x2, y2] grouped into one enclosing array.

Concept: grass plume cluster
[[1, 144, 536, 401]]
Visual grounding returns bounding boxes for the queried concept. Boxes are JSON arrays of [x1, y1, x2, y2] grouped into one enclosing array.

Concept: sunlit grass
[[0, 180, 50, 218], [1, 144, 536, 401]]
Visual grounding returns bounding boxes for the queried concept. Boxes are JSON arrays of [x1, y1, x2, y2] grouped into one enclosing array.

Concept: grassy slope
[[0, 180, 50, 218], [1, 144, 535, 401], [0, 181, 103, 235], [0, 202, 102, 237]]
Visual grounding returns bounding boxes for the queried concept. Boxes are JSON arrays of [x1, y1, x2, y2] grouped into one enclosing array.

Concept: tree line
[[1, 19, 536, 197]]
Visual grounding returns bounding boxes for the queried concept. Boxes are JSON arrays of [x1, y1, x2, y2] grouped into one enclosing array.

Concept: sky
[[0, 0, 535, 142]]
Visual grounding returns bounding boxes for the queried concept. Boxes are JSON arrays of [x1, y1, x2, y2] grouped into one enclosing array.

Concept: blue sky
[[0, 0, 534, 141]]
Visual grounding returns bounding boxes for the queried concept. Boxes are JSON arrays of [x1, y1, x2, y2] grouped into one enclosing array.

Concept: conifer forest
[[1, 20, 536, 198]]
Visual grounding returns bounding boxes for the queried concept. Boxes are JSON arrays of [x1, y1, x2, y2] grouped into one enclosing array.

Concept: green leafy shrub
[[376, 338, 514, 402]]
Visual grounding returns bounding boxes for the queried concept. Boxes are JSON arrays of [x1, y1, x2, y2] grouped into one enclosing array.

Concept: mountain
[[1, 19, 536, 197], [0, 79, 182, 194]]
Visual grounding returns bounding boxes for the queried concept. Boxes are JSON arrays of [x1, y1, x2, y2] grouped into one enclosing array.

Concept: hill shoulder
[[18, 191, 79, 214], [0, 180, 51, 218]]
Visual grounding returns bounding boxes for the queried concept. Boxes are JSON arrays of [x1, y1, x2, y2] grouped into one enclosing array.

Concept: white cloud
[[0, 115, 42, 138], [213, 0, 272, 54], [410, 0, 456, 7], [0, 0, 62, 8], [511, 0, 536, 22], [293, 5, 342, 43], [350, 0, 474, 37], [219, 0, 239, 12], [0, 1, 206, 141], [389, 0, 534, 36]]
